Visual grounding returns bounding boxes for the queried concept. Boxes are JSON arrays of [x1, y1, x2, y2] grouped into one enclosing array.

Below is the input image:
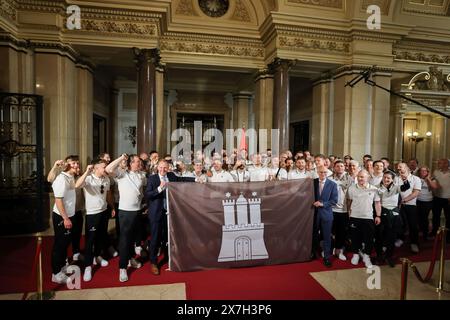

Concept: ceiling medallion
[[198, 0, 229, 18]]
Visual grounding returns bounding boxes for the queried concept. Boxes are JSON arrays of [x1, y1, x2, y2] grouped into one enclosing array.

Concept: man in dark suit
[[145, 160, 195, 275], [312, 166, 339, 267]]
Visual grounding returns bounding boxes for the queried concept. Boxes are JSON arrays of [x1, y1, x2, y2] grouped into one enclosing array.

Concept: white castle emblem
[[218, 191, 269, 262]]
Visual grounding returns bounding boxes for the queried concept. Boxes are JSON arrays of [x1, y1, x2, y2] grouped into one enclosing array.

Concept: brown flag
[[167, 179, 314, 272]]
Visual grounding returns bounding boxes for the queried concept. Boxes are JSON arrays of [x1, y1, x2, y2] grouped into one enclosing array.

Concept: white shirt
[[288, 169, 311, 180], [369, 173, 384, 187], [329, 173, 353, 213], [418, 178, 434, 202], [52, 172, 76, 217], [115, 169, 146, 211], [347, 183, 378, 220], [248, 166, 269, 182], [399, 174, 422, 206], [433, 170, 450, 199], [208, 170, 235, 183], [375, 184, 401, 210], [267, 167, 288, 180], [81, 174, 111, 215], [231, 170, 250, 182]]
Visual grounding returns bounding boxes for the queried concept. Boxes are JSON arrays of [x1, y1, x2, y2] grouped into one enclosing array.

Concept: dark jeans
[[135, 210, 149, 247], [349, 217, 375, 255], [400, 205, 419, 245], [332, 211, 348, 250], [417, 200, 433, 239], [148, 210, 168, 264], [51, 212, 77, 274], [84, 210, 109, 267], [71, 210, 83, 254], [118, 210, 139, 269], [375, 208, 400, 258], [432, 197, 450, 240]]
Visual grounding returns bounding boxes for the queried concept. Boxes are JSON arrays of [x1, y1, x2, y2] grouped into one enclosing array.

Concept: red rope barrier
[[21, 237, 42, 300], [410, 230, 442, 283]]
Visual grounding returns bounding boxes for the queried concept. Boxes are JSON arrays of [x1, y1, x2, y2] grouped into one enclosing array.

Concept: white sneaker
[[119, 269, 128, 282], [108, 246, 118, 257], [95, 256, 109, 267], [128, 258, 142, 269], [321, 251, 324, 258], [52, 271, 68, 284], [351, 254, 360, 265], [410, 244, 419, 253], [135, 246, 142, 256], [338, 252, 347, 261], [83, 266, 92, 282], [363, 254, 373, 269], [72, 253, 84, 261], [395, 239, 404, 248]]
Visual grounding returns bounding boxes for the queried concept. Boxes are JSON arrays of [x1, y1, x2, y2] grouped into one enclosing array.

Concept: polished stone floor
[[311, 260, 450, 300]]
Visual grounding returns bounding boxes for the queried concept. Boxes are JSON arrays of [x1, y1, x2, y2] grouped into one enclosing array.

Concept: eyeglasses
[[100, 185, 104, 194]]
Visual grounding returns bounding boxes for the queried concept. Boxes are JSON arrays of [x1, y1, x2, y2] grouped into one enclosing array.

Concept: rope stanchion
[[27, 236, 55, 300], [400, 258, 410, 300], [400, 226, 448, 299], [437, 227, 447, 292], [409, 229, 442, 283], [22, 236, 42, 300]]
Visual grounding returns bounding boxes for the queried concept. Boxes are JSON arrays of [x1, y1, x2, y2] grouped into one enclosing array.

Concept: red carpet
[[0, 236, 448, 300]]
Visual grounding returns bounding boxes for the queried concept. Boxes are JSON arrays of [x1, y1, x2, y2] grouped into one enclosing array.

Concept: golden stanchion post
[[400, 258, 410, 300], [437, 226, 447, 293], [28, 236, 55, 300]]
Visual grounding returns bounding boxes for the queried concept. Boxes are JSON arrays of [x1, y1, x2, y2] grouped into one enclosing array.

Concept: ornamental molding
[[16, 0, 64, 13], [0, 0, 17, 22], [64, 19, 158, 37], [160, 32, 264, 58], [176, 0, 198, 16], [361, 0, 390, 15], [278, 35, 350, 54], [231, 0, 251, 22], [393, 41, 450, 64], [314, 64, 394, 84], [401, 0, 450, 17], [287, 0, 344, 9], [275, 25, 350, 41]]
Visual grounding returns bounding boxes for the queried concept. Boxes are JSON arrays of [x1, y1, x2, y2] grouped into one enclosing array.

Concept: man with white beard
[[267, 156, 287, 181]]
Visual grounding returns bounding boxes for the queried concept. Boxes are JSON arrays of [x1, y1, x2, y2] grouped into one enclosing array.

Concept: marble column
[[232, 92, 252, 130], [390, 110, 404, 164], [76, 65, 94, 166], [155, 64, 166, 155], [0, 46, 35, 94], [370, 73, 392, 160], [109, 89, 119, 157], [254, 69, 273, 131], [271, 59, 292, 152], [311, 79, 331, 155], [35, 52, 78, 171], [134, 48, 159, 154]]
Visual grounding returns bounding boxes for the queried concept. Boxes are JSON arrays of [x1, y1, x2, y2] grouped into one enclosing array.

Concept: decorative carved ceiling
[[174, 0, 253, 23], [286, 0, 344, 9], [402, 0, 450, 16], [361, 0, 391, 15]]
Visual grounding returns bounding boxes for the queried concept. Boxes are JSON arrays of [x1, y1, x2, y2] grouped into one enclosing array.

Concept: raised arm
[[75, 164, 93, 189], [47, 160, 64, 183], [106, 154, 127, 176]]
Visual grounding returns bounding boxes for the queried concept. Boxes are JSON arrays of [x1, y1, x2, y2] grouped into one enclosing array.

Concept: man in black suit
[[145, 160, 195, 275]]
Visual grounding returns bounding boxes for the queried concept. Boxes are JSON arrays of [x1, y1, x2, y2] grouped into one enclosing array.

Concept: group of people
[[48, 148, 450, 284]]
